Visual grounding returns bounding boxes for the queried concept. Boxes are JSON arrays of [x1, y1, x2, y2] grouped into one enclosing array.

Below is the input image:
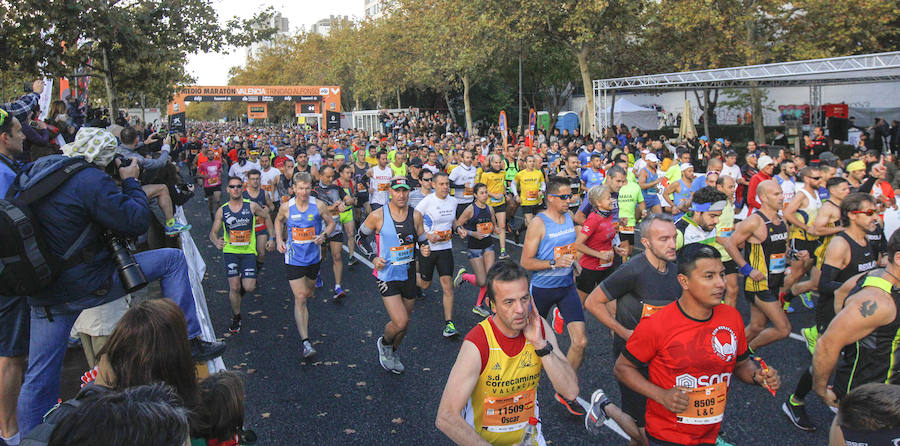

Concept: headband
[[691, 200, 727, 213]]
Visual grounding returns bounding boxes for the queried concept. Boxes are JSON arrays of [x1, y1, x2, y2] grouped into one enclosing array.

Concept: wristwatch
[[549, 259, 556, 269], [534, 341, 553, 357]]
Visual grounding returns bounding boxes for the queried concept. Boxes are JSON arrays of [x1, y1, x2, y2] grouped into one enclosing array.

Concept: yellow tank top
[[789, 188, 820, 241], [714, 202, 734, 262], [466, 318, 543, 445]]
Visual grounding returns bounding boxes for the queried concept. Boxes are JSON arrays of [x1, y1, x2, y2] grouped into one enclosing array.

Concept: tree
[[7, 0, 276, 118]]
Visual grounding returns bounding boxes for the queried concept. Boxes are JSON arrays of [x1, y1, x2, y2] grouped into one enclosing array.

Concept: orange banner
[[247, 103, 268, 119], [169, 85, 341, 115]]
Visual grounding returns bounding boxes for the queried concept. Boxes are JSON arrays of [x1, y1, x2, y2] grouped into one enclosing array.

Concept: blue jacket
[[10, 155, 150, 308]]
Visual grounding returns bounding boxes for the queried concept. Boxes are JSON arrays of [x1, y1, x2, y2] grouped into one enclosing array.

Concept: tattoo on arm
[[860, 300, 878, 318]]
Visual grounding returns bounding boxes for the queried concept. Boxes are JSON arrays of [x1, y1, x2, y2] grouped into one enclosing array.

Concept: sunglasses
[[421, 177, 433, 181], [549, 193, 572, 200], [850, 209, 877, 216], [809, 177, 822, 180], [227, 185, 243, 189]]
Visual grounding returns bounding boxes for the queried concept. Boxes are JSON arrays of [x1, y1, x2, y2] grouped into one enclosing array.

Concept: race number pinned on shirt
[[676, 381, 727, 425], [554, 243, 576, 260], [434, 230, 452, 243], [229, 229, 252, 246], [482, 388, 536, 433], [291, 227, 316, 244], [378, 183, 390, 191], [389, 244, 414, 265], [477, 222, 494, 235], [769, 253, 786, 274], [463, 184, 474, 198], [526, 190, 539, 200], [718, 227, 733, 238]]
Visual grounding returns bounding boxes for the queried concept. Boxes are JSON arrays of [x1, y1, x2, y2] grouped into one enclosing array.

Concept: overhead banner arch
[[168, 85, 342, 117]]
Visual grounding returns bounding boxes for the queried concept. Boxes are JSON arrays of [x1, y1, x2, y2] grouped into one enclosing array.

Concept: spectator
[[191, 372, 247, 446], [830, 383, 900, 446], [11, 128, 225, 435], [747, 155, 775, 211]]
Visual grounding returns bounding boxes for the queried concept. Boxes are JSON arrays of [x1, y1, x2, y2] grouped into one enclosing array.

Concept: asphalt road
[[177, 190, 833, 446]]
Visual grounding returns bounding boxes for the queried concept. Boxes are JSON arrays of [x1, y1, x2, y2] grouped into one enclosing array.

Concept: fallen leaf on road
[[343, 429, 356, 435], [365, 395, 373, 400], [249, 330, 258, 334], [216, 290, 227, 294], [392, 417, 404, 424], [422, 368, 431, 371], [232, 365, 241, 369], [317, 412, 327, 417], [277, 334, 284, 338], [364, 330, 373, 337], [356, 381, 366, 387], [248, 310, 262, 315], [261, 413, 270, 418], [320, 333, 328, 337], [261, 315, 269, 319], [247, 369, 256, 374], [347, 364, 357, 368], [334, 393, 341, 398]]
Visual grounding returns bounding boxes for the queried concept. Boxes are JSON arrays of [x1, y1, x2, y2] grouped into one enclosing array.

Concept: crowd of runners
[[2, 88, 900, 445], [181, 120, 900, 446]]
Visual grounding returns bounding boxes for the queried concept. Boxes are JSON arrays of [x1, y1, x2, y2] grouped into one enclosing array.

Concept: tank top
[[640, 167, 658, 196], [370, 165, 393, 205], [556, 170, 582, 208], [744, 212, 788, 293], [532, 212, 576, 289], [834, 274, 900, 397], [671, 179, 692, 220], [504, 159, 519, 191], [464, 203, 494, 249], [789, 188, 821, 241], [815, 200, 841, 268], [714, 202, 735, 261], [222, 200, 256, 255], [822, 232, 877, 303], [242, 188, 268, 231], [284, 197, 322, 266], [374, 205, 417, 282], [352, 164, 369, 195], [464, 318, 544, 446]]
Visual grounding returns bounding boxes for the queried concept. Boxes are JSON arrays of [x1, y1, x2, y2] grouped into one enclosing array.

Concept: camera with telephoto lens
[[105, 230, 148, 293]]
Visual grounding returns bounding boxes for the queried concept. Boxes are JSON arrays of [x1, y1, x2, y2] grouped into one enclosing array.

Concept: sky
[[185, 0, 362, 86]]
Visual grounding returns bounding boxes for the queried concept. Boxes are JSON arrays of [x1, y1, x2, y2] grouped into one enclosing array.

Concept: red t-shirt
[[227, 148, 238, 163], [578, 211, 616, 270], [464, 316, 544, 374], [624, 301, 749, 446]]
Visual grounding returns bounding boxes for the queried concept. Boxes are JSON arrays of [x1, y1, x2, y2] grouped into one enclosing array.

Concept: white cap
[[480, 137, 486, 142], [757, 155, 774, 170], [646, 153, 659, 163], [680, 163, 694, 171]]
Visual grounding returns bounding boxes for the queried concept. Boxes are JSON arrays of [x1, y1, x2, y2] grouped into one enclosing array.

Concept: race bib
[[554, 243, 576, 260], [291, 227, 316, 244], [482, 388, 536, 433], [619, 222, 635, 234], [490, 196, 503, 203], [378, 182, 389, 192], [389, 244, 414, 265], [718, 227, 733, 238], [676, 382, 727, 425], [281, 196, 290, 203], [229, 229, 251, 246], [768, 252, 786, 274], [640, 303, 664, 319], [433, 230, 452, 243], [207, 174, 220, 186], [463, 185, 474, 198], [477, 222, 494, 235], [261, 184, 274, 192], [526, 190, 539, 200]]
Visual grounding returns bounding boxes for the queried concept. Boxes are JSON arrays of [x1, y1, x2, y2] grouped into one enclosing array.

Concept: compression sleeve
[[818, 264, 843, 296], [359, 224, 374, 236]]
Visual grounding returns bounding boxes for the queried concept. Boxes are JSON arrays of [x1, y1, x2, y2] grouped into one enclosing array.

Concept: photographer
[[116, 127, 190, 236], [11, 127, 225, 436]]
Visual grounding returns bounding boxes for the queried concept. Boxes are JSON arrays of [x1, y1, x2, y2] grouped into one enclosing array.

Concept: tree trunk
[[396, 89, 401, 109], [444, 90, 457, 124], [575, 46, 595, 138], [462, 74, 473, 136], [697, 89, 710, 141], [750, 84, 765, 144], [102, 47, 119, 119]]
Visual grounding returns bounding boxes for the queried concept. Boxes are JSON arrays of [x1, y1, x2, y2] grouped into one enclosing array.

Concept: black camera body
[[104, 230, 147, 293]]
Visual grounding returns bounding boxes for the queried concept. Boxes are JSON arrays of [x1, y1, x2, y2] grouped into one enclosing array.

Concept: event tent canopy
[[606, 98, 659, 130]]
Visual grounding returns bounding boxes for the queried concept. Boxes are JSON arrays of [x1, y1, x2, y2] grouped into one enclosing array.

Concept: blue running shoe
[[800, 292, 814, 309]]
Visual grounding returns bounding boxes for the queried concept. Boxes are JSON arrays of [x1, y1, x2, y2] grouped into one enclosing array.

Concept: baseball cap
[[680, 163, 694, 170], [390, 176, 411, 190], [846, 160, 866, 172], [725, 150, 737, 157], [646, 153, 659, 163], [699, 136, 709, 141], [757, 155, 774, 170], [335, 154, 345, 160]]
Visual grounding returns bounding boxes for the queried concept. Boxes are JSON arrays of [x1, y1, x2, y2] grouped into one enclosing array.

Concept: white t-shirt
[[721, 163, 741, 182], [415, 193, 456, 251], [633, 158, 647, 174], [370, 165, 393, 205], [448, 163, 478, 204], [228, 160, 261, 182], [259, 167, 281, 203], [778, 175, 796, 205]]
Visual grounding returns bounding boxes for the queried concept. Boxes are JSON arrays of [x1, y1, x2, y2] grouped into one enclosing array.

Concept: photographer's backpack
[[0, 157, 94, 296]]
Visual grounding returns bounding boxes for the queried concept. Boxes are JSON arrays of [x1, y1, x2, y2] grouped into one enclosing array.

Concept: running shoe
[[453, 268, 467, 288], [782, 398, 816, 431], [585, 388, 610, 436], [347, 256, 358, 266], [554, 392, 585, 416], [229, 317, 241, 333], [333, 285, 346, 301], [714, 435, 735, 446], [392, 349, 405, 374], [376, 337, 402, 374], [552, 307, 565, 335], [514, 227, 524, 244], [799, 291, 814, 309], [302, 340, 317, 359], [190, 338, 227, 362], [783, 301, 795, 313], [802, 326, 818, 354], [472, 304, 491, 318], [443, 321, 459, 338], [165, 222, 192, 236], [498, 250, 510, 260], [315, 273, 323, 288]]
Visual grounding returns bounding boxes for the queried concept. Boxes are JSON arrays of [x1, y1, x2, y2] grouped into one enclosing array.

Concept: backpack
[[0, 157, 95, 296]]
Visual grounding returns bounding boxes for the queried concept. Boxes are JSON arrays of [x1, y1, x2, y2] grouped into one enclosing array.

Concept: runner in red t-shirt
[[575, 184, 621, 304], [197, 146, 223, 219], [615, 243, 781, 446]]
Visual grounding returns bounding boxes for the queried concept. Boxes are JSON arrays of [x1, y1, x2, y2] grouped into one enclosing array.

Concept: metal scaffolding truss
[[593, 51, 900, 134]]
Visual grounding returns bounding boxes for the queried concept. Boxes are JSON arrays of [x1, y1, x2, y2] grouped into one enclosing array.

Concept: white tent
[[606, 98, 658, 130]]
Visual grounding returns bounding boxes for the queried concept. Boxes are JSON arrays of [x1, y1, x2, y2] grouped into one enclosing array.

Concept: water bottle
[[518, 417, 539, 446]]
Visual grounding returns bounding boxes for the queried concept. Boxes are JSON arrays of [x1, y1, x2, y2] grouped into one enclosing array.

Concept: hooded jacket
[[9, 155, 150, 309]]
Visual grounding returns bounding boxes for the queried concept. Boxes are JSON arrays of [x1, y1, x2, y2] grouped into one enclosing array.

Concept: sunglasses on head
[[850, 209, 877, 216]]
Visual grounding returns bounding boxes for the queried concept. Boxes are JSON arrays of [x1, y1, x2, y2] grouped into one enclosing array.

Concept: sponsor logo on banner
[[319, 87, 330, 95]]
